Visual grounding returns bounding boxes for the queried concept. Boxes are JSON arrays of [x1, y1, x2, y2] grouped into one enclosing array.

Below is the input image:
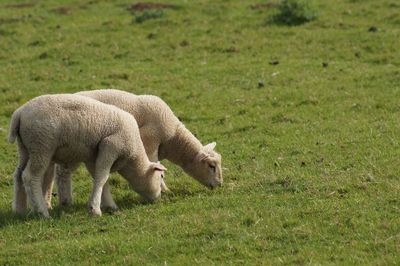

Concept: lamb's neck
[[119, 155, 149, 182], [162, 124, 203, 168]]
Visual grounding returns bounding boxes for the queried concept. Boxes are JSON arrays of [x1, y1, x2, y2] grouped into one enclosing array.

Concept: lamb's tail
[[8, 107, 22, 143]]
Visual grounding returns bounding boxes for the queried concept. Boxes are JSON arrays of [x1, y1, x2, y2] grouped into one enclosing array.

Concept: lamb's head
[[131, 162, 167, 202], [185, 142, 222, 189]]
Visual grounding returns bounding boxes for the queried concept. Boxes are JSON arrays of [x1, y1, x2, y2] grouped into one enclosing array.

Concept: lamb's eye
[[209, 165, 216, 173]]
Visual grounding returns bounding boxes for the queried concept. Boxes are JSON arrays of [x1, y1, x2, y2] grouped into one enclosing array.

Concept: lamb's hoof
[[12, 205, 27, 215], [88, 206, 102, 217], [38, 210, 50, 219], [46, 202, 52, 210], [103, 205, 119, 214], [60, 201, 72, 208], [161, 187, 171, 193], [101, 202, 118, 213], [60, 200, 72, 207]]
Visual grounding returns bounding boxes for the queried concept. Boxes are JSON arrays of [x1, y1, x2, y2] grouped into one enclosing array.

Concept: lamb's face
[[187, 142, 223, 189], [134, 163, 166, 202]]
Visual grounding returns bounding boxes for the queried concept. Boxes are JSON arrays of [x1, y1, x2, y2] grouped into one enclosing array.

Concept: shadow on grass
[[114, 195, 154, 210], [0, 203, 89, 228], [0, 201, 147, 228], [0, 209, 31, 228], [114, 186, 202, 208], [0, 187, 207, 228]]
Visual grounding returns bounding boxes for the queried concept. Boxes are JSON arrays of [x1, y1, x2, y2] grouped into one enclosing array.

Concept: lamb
[[48, 89, 222, 209], [9, 94, 166, 218]]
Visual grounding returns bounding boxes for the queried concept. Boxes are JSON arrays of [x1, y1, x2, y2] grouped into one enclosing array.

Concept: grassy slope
[[0, 0, 399, 264]]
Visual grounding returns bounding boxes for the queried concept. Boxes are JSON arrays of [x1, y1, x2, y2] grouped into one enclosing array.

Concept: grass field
[[0, 0, 400, 264]]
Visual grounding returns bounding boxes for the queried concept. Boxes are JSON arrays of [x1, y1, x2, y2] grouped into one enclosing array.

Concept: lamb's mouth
[[207, 182, 219, 190], [207, 180, 222, 190]]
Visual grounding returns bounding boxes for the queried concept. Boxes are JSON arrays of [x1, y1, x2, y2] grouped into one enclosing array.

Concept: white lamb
[[9, 94, 166, 218], [50, 89, 222, 208]]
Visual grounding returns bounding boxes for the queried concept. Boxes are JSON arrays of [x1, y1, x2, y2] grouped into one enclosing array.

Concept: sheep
[[50, 89, 222, 208], [9, 94, 166, 217]]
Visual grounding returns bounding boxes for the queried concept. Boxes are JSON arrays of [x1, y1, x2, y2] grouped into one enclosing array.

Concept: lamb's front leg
[[160, 176, 169, 193], [141, 128, 170, 193], [88, 138, 118, 216], [88, 170, 109, 217], [56, 163, 79, 206], [150, 150, 169, 193], [86, 162, 118, 213], [101, 182, 118, 211], [145, 145, 170, 192]]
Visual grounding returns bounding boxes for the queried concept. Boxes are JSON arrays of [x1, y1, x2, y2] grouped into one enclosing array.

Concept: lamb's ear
[[151, 162, 167, 172], [204, 142, 216, 151]]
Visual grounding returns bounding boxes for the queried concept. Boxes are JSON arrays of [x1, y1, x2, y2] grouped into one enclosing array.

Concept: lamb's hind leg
[[22, 157, 52, 218], [12, 139, 29, 214]]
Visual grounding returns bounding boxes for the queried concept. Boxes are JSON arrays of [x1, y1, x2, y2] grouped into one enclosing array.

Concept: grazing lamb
[[49, 89, 222, 208], [9, 94, 166, 217]]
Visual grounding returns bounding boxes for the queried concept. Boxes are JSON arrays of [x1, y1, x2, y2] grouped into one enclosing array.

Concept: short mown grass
[[0, 0, 399, 264]]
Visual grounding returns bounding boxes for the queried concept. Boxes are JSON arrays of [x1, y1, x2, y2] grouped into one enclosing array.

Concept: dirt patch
[[180, 40, 189, 47], [108, 73, 129, 80], [52, 7, 72, 15], [0, 17, 21, 25], [250, 2, 279, 10], [127, 2, 177, 12], [4, 3, 35, 8]]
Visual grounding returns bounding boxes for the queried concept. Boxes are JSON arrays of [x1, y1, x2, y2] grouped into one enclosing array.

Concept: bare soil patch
[[52, 7, 72, 15], [250, 3, 279, 10], [4, 3, 35, 8], [127, 2, 177, 12], [0, 17, 21, 25]]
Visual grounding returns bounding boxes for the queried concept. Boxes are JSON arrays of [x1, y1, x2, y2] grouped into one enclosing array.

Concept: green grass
[[0, 0, 400, 264]]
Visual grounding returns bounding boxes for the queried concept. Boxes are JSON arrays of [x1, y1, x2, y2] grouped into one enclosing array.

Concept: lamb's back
[[18, 94, 135, 162], [77, 89, 181, 138]]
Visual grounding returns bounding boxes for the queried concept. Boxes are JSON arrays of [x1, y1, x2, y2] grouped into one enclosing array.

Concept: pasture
[[0, 0, 399, 264]]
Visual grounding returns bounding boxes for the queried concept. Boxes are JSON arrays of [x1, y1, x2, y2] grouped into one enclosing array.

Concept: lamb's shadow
[[0, 188, 204, 228], [0, 202, 90, 228], [51, 194, 159, 216], [113, 196, 154, 210], [0, 209, 32, 228], [159, 187, 206, 203], [114, 187, 201, 209], [0, 199, 148, 228]]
